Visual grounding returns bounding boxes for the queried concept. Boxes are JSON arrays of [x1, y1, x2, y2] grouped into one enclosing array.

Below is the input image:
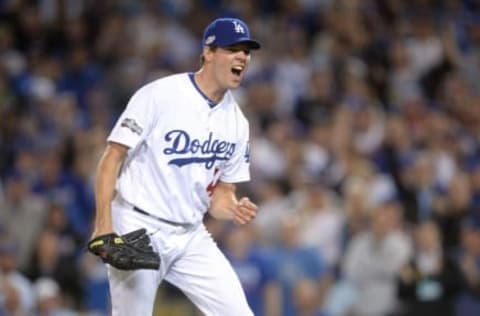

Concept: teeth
[[232, 66, 243, 71]]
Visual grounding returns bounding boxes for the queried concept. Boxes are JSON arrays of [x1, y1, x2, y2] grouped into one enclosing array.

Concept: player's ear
[[202, 46, 215, 63]]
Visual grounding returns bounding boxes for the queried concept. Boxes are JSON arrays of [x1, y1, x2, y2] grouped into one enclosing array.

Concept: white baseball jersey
[[108, 73, 251, 225]]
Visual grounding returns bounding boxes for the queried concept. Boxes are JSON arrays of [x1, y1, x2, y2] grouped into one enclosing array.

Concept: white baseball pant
[[107, 196, 253, 316]]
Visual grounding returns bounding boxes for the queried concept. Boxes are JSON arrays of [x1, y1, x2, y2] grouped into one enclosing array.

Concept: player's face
[[210, 44, 251, 89]]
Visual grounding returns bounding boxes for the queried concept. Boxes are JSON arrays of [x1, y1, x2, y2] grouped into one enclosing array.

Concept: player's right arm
[[91, 141, 129, 237]]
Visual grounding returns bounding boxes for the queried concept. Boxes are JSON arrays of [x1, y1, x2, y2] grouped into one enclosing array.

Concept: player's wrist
[[91, 226, 115, 239]]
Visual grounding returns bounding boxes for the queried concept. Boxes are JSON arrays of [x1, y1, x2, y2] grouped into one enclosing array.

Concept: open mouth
[[231, 65, 244, 76]]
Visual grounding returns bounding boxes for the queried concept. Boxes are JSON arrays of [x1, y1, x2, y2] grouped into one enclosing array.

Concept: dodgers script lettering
[[163, 130, 236, 169]]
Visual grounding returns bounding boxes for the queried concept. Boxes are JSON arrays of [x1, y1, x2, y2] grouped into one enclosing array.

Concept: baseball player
[[88, 17, 260, 316]]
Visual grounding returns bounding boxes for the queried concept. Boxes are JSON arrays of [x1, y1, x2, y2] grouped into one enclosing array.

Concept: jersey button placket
[[207, 109, 214, 132]]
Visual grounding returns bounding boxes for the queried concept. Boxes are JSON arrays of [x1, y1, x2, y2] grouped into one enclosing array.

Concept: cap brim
[[219, 39, 261, 50], [237, 40, 261, 50]]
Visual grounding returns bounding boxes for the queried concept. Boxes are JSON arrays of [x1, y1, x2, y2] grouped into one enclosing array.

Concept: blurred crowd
[[1, 0, 480, 315]]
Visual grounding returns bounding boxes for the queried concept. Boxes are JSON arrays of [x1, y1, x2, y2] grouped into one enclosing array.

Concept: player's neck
[[193, 70, 226, 103]]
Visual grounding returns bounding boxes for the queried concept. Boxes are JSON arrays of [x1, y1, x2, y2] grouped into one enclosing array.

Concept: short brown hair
[[199, 46, 217, 66]]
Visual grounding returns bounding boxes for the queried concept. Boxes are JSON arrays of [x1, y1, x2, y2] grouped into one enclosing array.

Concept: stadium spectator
[[223, 224, 281, 316], [0, 235, 35, 316], [0, 175, 48, 270], [272, 214, 330, 316], [395, 221, 462, 316], [341, 200, 412, 316], [455, 216, 480, 316]]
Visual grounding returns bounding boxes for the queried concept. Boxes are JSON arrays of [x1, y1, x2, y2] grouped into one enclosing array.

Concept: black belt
[[132, 206, 192, 229]]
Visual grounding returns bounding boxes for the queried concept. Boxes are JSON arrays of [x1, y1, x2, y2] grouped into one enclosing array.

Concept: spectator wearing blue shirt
[[293, 278, 329, 316], [272, 214, 330, 316], [57, 46, 104, 111], [32, 149, 91, 238], [223, 224, 281, 316]]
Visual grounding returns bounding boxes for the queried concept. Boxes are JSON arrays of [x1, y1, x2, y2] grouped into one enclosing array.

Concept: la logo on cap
[[233, 21, 245, 34]]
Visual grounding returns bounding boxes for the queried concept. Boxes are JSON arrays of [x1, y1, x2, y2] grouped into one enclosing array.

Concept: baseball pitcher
[[88, 17, 260, 316]]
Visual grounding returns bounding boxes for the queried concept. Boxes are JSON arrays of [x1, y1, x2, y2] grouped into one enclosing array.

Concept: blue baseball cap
[[202, 18, 261, 50]]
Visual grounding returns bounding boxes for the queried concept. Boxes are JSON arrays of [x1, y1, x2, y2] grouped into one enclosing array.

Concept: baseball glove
[[87, 228, 160, 270]]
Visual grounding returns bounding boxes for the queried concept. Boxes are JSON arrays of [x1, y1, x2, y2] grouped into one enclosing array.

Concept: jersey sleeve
[[220, 115, 251, 183], [107, 84, 158, 150]]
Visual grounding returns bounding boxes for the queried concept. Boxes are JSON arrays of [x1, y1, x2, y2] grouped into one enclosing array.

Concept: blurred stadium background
[[1, 0, 480, 315]]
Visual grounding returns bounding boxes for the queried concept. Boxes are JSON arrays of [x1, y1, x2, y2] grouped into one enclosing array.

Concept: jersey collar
[[188, 72, 218, 108]]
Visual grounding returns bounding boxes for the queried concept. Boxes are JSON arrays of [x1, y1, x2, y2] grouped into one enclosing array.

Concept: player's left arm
[[208, 181, 257, 225]]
